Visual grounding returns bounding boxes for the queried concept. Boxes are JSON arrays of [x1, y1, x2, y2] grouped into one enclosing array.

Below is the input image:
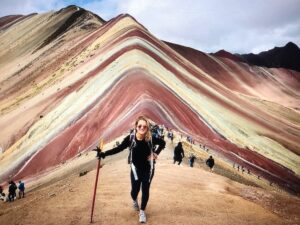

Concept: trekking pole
[[90, 139, 104, 223]]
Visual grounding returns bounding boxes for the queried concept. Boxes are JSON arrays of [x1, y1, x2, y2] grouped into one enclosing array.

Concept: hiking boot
[[139, 210, 147, 223], [133, 200, 139, 211]]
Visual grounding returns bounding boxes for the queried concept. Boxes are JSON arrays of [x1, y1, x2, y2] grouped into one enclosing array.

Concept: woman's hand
[[92, 147, 105, 159], [148, 153, 158, 160]]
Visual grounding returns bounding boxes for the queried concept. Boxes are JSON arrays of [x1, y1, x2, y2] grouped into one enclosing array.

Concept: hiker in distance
[[189, 153, 196, 167], [206, 155, 215, 171], [95, 116, 166, 223], [173, 142, 185, 165], [8, 181, 17, 202], [18, 180, 25, 199]]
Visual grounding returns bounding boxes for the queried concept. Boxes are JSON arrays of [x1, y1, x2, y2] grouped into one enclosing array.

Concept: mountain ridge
[[213, 42, 300, 72], [0, 6, 299, 194]]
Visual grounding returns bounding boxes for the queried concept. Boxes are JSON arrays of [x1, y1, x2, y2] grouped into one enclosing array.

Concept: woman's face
[[136, 119, 148, 136]]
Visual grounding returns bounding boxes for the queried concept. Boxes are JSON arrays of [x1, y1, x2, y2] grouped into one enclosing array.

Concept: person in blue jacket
[[18, 180, 25, 198]]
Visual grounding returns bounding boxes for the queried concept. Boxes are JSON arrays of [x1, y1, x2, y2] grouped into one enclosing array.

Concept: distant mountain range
[[214, 42, 300, 72]]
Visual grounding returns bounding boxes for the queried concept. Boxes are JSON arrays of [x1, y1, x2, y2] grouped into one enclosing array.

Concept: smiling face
[[136, 119, 148, 137]]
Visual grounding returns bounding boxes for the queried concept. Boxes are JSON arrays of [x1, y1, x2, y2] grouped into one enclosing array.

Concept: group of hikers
[[0, 115, 266, 224], [0, 116, 216, 224], [234, 163, 251, 174], [0, 180, 25, 203], [173, 142, 215, 170]]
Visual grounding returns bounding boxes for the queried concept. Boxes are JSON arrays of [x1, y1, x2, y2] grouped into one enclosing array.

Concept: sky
[[0, 0, 299, 54]]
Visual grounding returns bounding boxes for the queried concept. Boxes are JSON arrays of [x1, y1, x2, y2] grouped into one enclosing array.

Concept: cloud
[[0, 0, 66, 16], [1, 0, 299, 53], [113, 0, 300, 53]]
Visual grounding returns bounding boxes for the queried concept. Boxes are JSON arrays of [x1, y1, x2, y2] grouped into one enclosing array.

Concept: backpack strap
[[149, 135, 155, 183], [128, 130, 139, 180], [147, 136, 153, 153], [128, 130, 136, 164]]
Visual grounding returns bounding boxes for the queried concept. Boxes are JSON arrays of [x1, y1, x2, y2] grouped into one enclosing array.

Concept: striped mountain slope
[[0, 6, 299, 192]]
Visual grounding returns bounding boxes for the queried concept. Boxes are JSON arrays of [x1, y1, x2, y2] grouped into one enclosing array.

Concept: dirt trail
[[0, 140, 299, 225]]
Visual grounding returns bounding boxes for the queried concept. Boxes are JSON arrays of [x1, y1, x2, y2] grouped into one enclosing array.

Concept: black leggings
[[8, 192, 15, 202], [130, 169, 154, 210], [174, 159, 182, 165]]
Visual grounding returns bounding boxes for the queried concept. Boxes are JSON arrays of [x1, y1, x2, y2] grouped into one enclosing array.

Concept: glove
[[93, 146, 105, 159], [97, 152, 106, 159], [94, 146, 101, 152]]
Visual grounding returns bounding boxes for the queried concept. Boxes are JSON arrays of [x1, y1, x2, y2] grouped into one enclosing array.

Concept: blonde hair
[[135, 116, 152, 142]]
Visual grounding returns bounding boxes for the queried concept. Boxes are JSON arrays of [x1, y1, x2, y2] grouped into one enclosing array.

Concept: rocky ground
[[0, 138, 299, 225]]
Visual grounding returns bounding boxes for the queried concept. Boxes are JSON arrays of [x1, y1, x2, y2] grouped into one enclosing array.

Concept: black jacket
[[206, 158, 215, 168], [104, 135, 166, 172], [8, 182, 17, 194], [174, 146, 184, 160]]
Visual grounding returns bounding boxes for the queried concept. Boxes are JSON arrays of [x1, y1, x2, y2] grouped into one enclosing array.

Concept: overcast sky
[[1, 0, 299, 53]]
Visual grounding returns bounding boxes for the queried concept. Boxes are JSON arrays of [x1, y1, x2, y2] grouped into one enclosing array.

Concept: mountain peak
[[284, 41, 299, 50], [240, 42, 300, 72], [212, 49, 244, 62], [35, 6, 105, 51], [56, 5, 82, 13]]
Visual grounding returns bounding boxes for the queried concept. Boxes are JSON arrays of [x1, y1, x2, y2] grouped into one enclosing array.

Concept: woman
[[96, 116, 166, 223]]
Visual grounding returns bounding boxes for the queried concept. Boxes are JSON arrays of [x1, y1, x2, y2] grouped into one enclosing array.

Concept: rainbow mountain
[[0, 6, 299, 192]]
